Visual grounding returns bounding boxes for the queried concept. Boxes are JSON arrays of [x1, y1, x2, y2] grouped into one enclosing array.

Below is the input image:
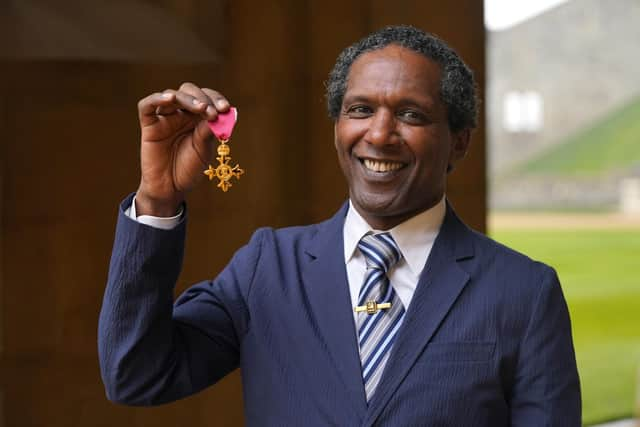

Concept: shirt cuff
[[125, 195, 183, 230]]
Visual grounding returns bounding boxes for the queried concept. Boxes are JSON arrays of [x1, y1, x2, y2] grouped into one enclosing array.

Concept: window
[[503, 91, 543, 132]]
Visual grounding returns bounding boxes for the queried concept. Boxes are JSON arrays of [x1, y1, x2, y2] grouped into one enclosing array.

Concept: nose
[[364, 109, 398, 146]]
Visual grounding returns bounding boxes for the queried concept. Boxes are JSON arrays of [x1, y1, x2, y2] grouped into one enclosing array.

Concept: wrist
[[134, 189, 183, 217]]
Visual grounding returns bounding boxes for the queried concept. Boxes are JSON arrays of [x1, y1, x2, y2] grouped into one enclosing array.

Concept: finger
[[138, 92, 177, 126], [178, 83, 221, 121], [167, 89, 210, 115], [179, 82, 231, 113], [155, 104, 178, 116], [193, 120, 217, 155], [178, 82, 214, 107], [179, 84, 231, 121], [199, 89, 231, 122], [203, 88, 231, 114], [178, 82, 213, 103]]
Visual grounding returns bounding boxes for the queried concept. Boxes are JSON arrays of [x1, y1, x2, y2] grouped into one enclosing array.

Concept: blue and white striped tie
[[357, 233, 405, 401]]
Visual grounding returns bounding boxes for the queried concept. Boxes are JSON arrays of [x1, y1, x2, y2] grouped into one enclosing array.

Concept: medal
[[204, 107, 244, 192]]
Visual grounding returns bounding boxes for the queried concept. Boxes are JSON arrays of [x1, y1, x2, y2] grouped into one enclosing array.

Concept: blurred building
[[488, 0, 640, 209]]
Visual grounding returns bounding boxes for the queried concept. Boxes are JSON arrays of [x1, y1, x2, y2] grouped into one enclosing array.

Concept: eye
[[398, 109, 427, 124], [344, 105, 373, 118]]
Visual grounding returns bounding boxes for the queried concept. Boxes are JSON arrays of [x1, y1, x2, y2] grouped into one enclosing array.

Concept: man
[[99, 25, 581, 425]]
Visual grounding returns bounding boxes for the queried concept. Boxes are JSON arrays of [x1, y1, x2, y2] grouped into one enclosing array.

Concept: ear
[[447, 128, 471, 173]]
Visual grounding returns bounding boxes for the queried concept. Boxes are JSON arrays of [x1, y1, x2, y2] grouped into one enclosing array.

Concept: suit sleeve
[[509, 265, 582, 426], [98, 195, 262, 405]]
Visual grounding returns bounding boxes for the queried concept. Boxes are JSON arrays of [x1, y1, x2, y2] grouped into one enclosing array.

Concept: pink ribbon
[[207, 107, 238, 141]]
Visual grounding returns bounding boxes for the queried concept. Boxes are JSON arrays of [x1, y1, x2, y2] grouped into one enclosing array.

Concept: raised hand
[[134, 82, 231, 216]]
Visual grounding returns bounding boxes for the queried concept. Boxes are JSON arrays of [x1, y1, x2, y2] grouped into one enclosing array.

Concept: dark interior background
[[0, 1, 485, 425]]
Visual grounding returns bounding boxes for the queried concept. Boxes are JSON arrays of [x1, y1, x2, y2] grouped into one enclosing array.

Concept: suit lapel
[[364, 204, 475, 424], [302, 203, 368, 415]]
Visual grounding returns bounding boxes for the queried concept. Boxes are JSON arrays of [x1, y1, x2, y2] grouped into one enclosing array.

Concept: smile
[[361, 158, 406, 173]]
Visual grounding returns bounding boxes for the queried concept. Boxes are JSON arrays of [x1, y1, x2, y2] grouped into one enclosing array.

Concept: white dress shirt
[[127, 195, 446, 323], [126, 196, 183, 230], [343, 198, 446, 323]]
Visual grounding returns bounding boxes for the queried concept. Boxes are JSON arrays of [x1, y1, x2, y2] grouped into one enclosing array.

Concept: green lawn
[[520, 95, 640, 177], [490, 227, 640, 425]]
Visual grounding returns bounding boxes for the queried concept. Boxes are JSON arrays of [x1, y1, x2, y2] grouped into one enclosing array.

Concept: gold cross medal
[[204, 106, 244, 192]]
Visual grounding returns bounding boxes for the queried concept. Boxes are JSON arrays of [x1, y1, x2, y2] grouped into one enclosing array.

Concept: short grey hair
[[326, 25, 479, 132]]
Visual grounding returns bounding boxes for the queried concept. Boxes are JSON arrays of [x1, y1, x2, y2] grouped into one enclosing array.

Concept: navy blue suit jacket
[[99, 195, 581, 426]]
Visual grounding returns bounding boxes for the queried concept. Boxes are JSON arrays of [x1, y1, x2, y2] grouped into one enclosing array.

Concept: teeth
[[363, 159, 403, 172]]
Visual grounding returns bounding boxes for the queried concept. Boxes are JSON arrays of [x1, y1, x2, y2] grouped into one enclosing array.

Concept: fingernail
[[162, 93, 172, 99], [193, 99, 203, 105], [216, 100, 227, 108], [206, 106, 215, 115]]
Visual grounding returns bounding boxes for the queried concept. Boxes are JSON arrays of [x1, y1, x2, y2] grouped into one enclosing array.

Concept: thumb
[[193, 120, 217, 163]]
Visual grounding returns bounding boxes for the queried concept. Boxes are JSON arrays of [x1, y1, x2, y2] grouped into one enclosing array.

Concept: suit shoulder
[[248, 203, 347, 250], [465, 226, 556, 279], [247, 220, 326, 249]]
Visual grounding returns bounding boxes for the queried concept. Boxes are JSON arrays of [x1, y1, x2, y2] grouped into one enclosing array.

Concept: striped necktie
[[356, 233, 405, 402]]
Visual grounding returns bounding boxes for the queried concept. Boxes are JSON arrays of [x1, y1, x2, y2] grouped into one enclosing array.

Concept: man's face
[[334, 44, 470, 230]]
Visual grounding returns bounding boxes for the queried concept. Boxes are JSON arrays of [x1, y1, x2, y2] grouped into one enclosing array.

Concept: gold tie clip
[[354, 301, 392, 315]]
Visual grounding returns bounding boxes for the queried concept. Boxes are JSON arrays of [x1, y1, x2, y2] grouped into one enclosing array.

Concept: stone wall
[[488, 0, 640, 175]]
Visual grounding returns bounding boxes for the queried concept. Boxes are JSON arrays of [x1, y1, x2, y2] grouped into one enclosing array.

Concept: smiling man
[[99, 25, 581, 426], [332, 42, 470, 230]]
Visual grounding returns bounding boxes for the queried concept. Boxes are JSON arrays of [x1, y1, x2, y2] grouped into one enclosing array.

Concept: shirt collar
[[343, 196, 446, 276]]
